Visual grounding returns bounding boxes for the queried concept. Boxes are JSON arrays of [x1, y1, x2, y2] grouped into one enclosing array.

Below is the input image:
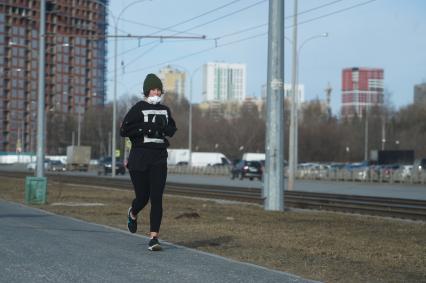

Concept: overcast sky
[[105, 0, 426, 115]]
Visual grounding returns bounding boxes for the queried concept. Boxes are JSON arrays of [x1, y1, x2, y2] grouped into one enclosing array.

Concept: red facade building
[[341, 67, 384, 118]]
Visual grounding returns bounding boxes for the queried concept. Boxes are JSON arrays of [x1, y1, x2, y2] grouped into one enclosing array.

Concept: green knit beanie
[[143, 73, 163, 96]]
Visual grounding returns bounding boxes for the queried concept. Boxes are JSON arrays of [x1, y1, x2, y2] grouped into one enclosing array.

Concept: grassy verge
[[1, 176, 425, 282]]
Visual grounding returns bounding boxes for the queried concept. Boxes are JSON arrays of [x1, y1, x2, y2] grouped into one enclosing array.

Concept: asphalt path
[[0, 200, 314, 283], [2, 164, 426, 200]]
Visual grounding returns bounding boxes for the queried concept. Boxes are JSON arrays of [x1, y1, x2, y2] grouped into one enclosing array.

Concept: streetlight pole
[[287, 30, 328, 191], [111, 0, 152, 177], [364, 108, 369, 161], [294, 32, 328, 173], [288, 0, 298, 192], [189, 65, 202, 167], [158, 63, 199, 167], [77, 108, 82, 146], [88, 0, 151, 177], [10, 39, 68, 163]]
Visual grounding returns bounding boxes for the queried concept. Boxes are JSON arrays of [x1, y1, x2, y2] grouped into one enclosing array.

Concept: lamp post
[[287, 29, 328, 191], [364, 108, 369, 161], [161, 63, 200, 167], [294, 32, 328, 167], [111, 0, 152, 177], [189, 65, 202, 167], [9, 39, 69, 162], [88, 0, 152, 177]]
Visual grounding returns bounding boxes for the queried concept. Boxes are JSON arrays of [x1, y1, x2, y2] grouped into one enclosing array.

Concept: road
[[2, 164, 426, 200]]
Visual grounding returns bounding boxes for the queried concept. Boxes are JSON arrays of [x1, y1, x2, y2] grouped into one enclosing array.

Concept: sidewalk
[[0, 200, 317, 283]]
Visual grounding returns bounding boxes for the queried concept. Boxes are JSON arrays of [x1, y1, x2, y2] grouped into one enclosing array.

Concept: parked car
[[381, 164, 401, 180], [414, 158, 426, 172], [231, 160, 262, 181], [99, 157, 126, 175], [26, 162, 36, 171], [26, 160, 50, 171], [399, 165, 413, 179], [48, 160, 66, 172]]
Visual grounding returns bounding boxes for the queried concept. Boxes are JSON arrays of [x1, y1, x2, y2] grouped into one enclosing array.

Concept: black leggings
[[129, 162, 167, 233]]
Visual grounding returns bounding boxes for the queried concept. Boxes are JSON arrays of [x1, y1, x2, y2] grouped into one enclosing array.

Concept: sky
[[105, 0, 426, 115]]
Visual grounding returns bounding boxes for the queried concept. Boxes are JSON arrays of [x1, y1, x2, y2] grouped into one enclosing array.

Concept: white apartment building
[[202, 62, 246, 102]]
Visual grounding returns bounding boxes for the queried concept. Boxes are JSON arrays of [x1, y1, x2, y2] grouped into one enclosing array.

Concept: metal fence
[[168, 165, 426, 185], [168, 165, 230, 176], [295, 168, 426, 185]]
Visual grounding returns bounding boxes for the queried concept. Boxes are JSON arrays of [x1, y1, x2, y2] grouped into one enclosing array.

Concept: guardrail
[[168, 165, 230, 176], [167, 165, 426, 185], [297, 168, 426, 184]]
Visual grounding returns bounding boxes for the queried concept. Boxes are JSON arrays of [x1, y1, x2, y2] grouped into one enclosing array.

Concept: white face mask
[[146, 95, 163, 105]]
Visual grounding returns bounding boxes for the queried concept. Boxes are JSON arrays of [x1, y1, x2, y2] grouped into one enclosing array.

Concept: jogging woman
[[120, 73, 177, 251]]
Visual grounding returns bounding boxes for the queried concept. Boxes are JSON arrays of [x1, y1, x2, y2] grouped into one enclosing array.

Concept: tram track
[[2, 171, 426, 221]]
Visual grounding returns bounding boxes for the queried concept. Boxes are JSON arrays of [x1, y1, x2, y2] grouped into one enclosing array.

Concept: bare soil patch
[[1, 176, 425, 282]]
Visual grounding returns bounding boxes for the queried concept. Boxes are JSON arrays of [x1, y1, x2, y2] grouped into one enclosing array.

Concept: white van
[[167, 149, 190, 165], [190, 152, 231, 167]]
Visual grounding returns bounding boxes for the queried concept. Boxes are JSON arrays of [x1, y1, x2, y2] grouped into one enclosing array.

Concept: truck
[[371, 150, 415, 165], [66, 145, 91, 171]]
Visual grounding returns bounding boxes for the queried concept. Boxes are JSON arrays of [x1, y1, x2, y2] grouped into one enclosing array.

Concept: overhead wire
[[213, 0, 347, 41], [118, 18, 203, 36], [114, 0, 378, 78], [108, 0, 266, 73], [112, 0, 342, 71], [105, 0, 245, 65]]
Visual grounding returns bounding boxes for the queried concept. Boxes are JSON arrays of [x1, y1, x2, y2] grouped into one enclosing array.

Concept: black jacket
[[120, 100, 177, 149]]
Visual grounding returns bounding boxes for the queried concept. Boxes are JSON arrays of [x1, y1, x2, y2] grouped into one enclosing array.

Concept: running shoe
[[148, 237, 162, 251], [127, 207, 137, 233]]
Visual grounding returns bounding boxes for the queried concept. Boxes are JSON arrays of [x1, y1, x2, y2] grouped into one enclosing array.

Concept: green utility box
[[25, 177, 47, 205]]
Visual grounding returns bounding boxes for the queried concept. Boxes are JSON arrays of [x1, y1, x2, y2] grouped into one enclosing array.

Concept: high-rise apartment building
[[0, 1, 108, 152], [341, 67, 384, 118], [158, 65, 186, 101], [202, 62, 246, 102], [414, 83, 426, 105]]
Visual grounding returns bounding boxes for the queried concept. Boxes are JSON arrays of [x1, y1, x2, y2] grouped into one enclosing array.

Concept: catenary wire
[[110, 0, 347, 73], [112, 0, 378, 78]]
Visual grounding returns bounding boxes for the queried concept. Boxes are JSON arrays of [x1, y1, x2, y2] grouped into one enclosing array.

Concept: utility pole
[[264, 0, 285, 211], [381, 115, 386, 150], [77, 109, 81, 146], [288, 0, 298, 191], [364, 108, 369, 161], [36, 0, 46, 178]]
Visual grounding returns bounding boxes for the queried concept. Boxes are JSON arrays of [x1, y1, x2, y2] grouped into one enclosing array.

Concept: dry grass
[[1, 176, 425, 282]]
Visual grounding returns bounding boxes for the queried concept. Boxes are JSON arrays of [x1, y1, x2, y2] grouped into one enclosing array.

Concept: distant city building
[[198, 96, 264, 121], [158, 65, 186, 101], [202, 62, 246, 102], [414, 83, 426, 105], [341, 67, 384, 118], [261, 83, 305, 106], [0, 1, 108, 152]]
